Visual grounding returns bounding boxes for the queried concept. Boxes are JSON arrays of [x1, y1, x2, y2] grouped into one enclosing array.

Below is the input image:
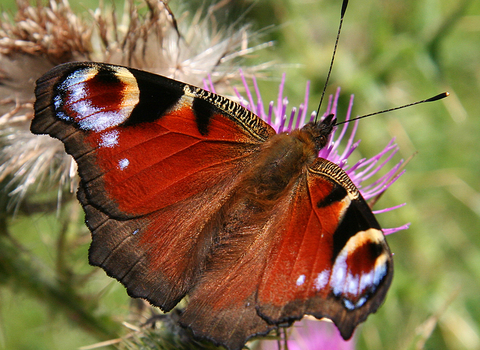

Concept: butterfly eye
[[315, 135, 328, 150]]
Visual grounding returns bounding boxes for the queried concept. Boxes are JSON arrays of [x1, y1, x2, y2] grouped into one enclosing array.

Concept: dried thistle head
[[0, 0, 271, 212]]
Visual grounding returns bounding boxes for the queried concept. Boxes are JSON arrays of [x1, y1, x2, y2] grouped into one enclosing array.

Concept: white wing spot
[[296, 274, 306, 286], [118, 158, 130, 170], [344, 299, 355, 311], [314, 270, 330, 291], [100, 130, 119, 148]]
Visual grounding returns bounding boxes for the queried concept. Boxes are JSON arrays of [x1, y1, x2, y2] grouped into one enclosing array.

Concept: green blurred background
[[1, 0, 479, 349]]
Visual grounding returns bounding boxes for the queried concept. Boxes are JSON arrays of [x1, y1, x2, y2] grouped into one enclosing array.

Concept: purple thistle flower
[[232, 72, 409, 236], [258, 319, 355, 350]]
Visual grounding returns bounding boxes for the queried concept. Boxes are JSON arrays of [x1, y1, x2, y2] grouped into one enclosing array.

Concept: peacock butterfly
[[31, 61, 393, 350]]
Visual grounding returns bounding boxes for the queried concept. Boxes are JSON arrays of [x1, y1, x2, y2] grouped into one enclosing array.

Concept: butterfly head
[[301, 113, 337, 152]]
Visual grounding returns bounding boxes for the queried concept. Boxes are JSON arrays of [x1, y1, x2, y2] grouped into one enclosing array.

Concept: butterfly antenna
[[315, 0, 349, 122], [335, 92, 449, 126]]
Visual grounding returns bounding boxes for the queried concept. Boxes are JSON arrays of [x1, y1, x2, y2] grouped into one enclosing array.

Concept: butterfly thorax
[[242, 121, 329, 204]]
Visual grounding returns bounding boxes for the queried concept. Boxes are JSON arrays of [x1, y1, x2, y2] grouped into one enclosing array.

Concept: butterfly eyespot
[[52, 66, 140, 132]]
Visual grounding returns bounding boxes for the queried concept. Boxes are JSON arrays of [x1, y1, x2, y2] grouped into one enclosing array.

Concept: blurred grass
[[1, 0, 479, 349]]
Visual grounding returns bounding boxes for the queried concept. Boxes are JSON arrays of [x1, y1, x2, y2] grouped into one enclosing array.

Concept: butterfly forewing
[[32, 62, 394, 350]]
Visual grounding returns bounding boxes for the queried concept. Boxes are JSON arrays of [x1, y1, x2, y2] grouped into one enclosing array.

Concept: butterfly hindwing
[[256, 158, 393, 339]]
